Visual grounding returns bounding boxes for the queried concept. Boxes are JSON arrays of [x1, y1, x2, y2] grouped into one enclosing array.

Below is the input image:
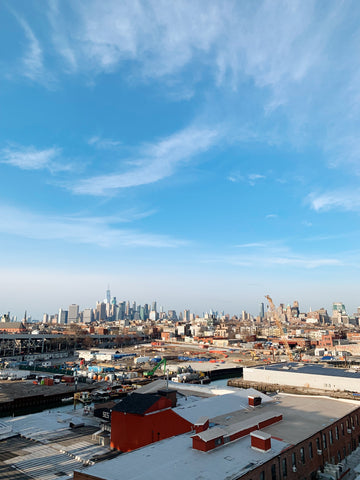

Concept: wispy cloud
[[71, 124, 222, 195], [235, 242, 268, 248], [11, 12, 55, 87], [0, 145, 71, 173], [0, 204, 184, 248], [88, 136, 122, 150], [266, 214, 278, 219], [43, 1, 360, 177], [206, 251, 342, 270], [308, 190, 360, 212], [227, 172, 265, 186]]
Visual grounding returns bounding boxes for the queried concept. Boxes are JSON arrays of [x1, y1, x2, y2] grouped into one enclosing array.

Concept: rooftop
[[75, 391, 360, 480], [249, 362, 360, 379]]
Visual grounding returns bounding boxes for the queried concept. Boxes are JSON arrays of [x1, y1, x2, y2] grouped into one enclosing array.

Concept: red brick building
[[110, 392, 193, 451], [74, 389, 360, 480]]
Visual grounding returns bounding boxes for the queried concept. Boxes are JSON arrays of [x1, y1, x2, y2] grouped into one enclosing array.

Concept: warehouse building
[[243, 362, 360, 393], [73, 387, 360, 480]]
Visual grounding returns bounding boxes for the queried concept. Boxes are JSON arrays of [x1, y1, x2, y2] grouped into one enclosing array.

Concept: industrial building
[[73, 383, 360, 480], [243, 362, 360, 393]]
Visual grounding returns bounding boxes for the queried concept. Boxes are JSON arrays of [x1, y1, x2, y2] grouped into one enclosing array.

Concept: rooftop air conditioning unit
[[292, 466, 297, 472], [317, 449, 323, 455]]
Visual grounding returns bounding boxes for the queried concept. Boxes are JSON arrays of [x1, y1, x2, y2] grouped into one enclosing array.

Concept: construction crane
[[265, 295, 294, 362], [143, 358, 167, 377]]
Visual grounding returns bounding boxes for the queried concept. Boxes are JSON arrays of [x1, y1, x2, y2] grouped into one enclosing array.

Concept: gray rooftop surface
[[251, 362, 360, 379], [75, 392, 360, 480]]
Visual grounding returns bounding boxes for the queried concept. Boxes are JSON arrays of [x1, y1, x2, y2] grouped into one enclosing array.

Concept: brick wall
[[240, 407, 360, 480]]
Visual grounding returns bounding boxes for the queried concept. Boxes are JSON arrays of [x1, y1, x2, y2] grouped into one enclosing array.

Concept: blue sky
[[1, 0, 360, 319]]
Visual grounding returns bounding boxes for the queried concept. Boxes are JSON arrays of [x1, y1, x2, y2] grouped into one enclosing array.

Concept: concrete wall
[[243, 367, 360, 392]]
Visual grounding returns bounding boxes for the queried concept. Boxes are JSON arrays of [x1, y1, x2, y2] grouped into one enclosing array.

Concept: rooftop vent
[[250, 431, 271, 452], [248, 396, 262, 407]]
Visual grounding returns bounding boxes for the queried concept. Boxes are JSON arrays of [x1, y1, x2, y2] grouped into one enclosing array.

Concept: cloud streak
[[308, 190, 360, 212], [207, 252, 342, 270], [71, 125, 221, 195], [0, 204, 185, 248], [0, 145, 71, 173]]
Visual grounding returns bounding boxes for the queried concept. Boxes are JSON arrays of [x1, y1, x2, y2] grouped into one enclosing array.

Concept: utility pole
[[74, 369, 78, 411]]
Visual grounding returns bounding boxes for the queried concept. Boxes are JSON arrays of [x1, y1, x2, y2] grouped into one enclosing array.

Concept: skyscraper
[[58, 308, 68, 324], [259, 303, 265, 319], [68, 304, 79, 323], [106, 286, 111, 304], [83, 308, 94, 324], [96, 302, 107, 321]]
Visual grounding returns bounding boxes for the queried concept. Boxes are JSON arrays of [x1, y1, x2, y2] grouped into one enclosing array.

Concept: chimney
[[157, 389, 177, 407], [248, 395, 262, 407], [250, 431, 271, 452]]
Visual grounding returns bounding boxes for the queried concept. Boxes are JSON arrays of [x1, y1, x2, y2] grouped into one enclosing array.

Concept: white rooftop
[[76, 430, 287, 480], [76, 391, 360, 480]]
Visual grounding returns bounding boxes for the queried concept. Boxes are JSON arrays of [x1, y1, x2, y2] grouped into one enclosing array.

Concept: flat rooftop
[[0, 406, 113, 480], [75, 392, 360, 480], [249, 362, 360, 379]]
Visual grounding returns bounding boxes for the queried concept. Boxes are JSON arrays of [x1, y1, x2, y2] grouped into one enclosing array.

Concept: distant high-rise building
[[168, 310, 177, 321], [83, 308, 94, 324], [111, 296, 117, 306], [68, 304, 79, 323], [42, 313, 49, 324], [152, 301, 157, 313], [125, 301, 130, 316], [96, 302, 107, 321], [58, 308, 68, 324], [149, 310, 157, 321], [259, 303, 265, 319], [106, 286, 111, 304], [118, 302, 125, 320], [184, 309, 190, 322], [333, 302, 346, 314]]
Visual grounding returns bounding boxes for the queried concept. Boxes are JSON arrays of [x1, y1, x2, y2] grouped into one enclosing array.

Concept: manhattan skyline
[[1, 1, 360, 319]]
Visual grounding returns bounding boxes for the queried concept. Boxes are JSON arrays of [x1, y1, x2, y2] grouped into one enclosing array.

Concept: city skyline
[[1, 2, 360, 319], [3, 285, 360, 323]]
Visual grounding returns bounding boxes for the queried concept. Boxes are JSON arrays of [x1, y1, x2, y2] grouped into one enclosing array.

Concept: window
[[341, 423, 344, 435], [300, 447, 305, 464], [271, 464, 276, 480], [316, 438, 321, 451], [337, 451, 341, 463], [282, 458, 287, 478], [292, 453, 296, 467], [309, 442, 313, 459], [322, 433, 327, 449], [260, 471, 265, 480], [335, 426, 339, 440], [329, 430, 333, 444]]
